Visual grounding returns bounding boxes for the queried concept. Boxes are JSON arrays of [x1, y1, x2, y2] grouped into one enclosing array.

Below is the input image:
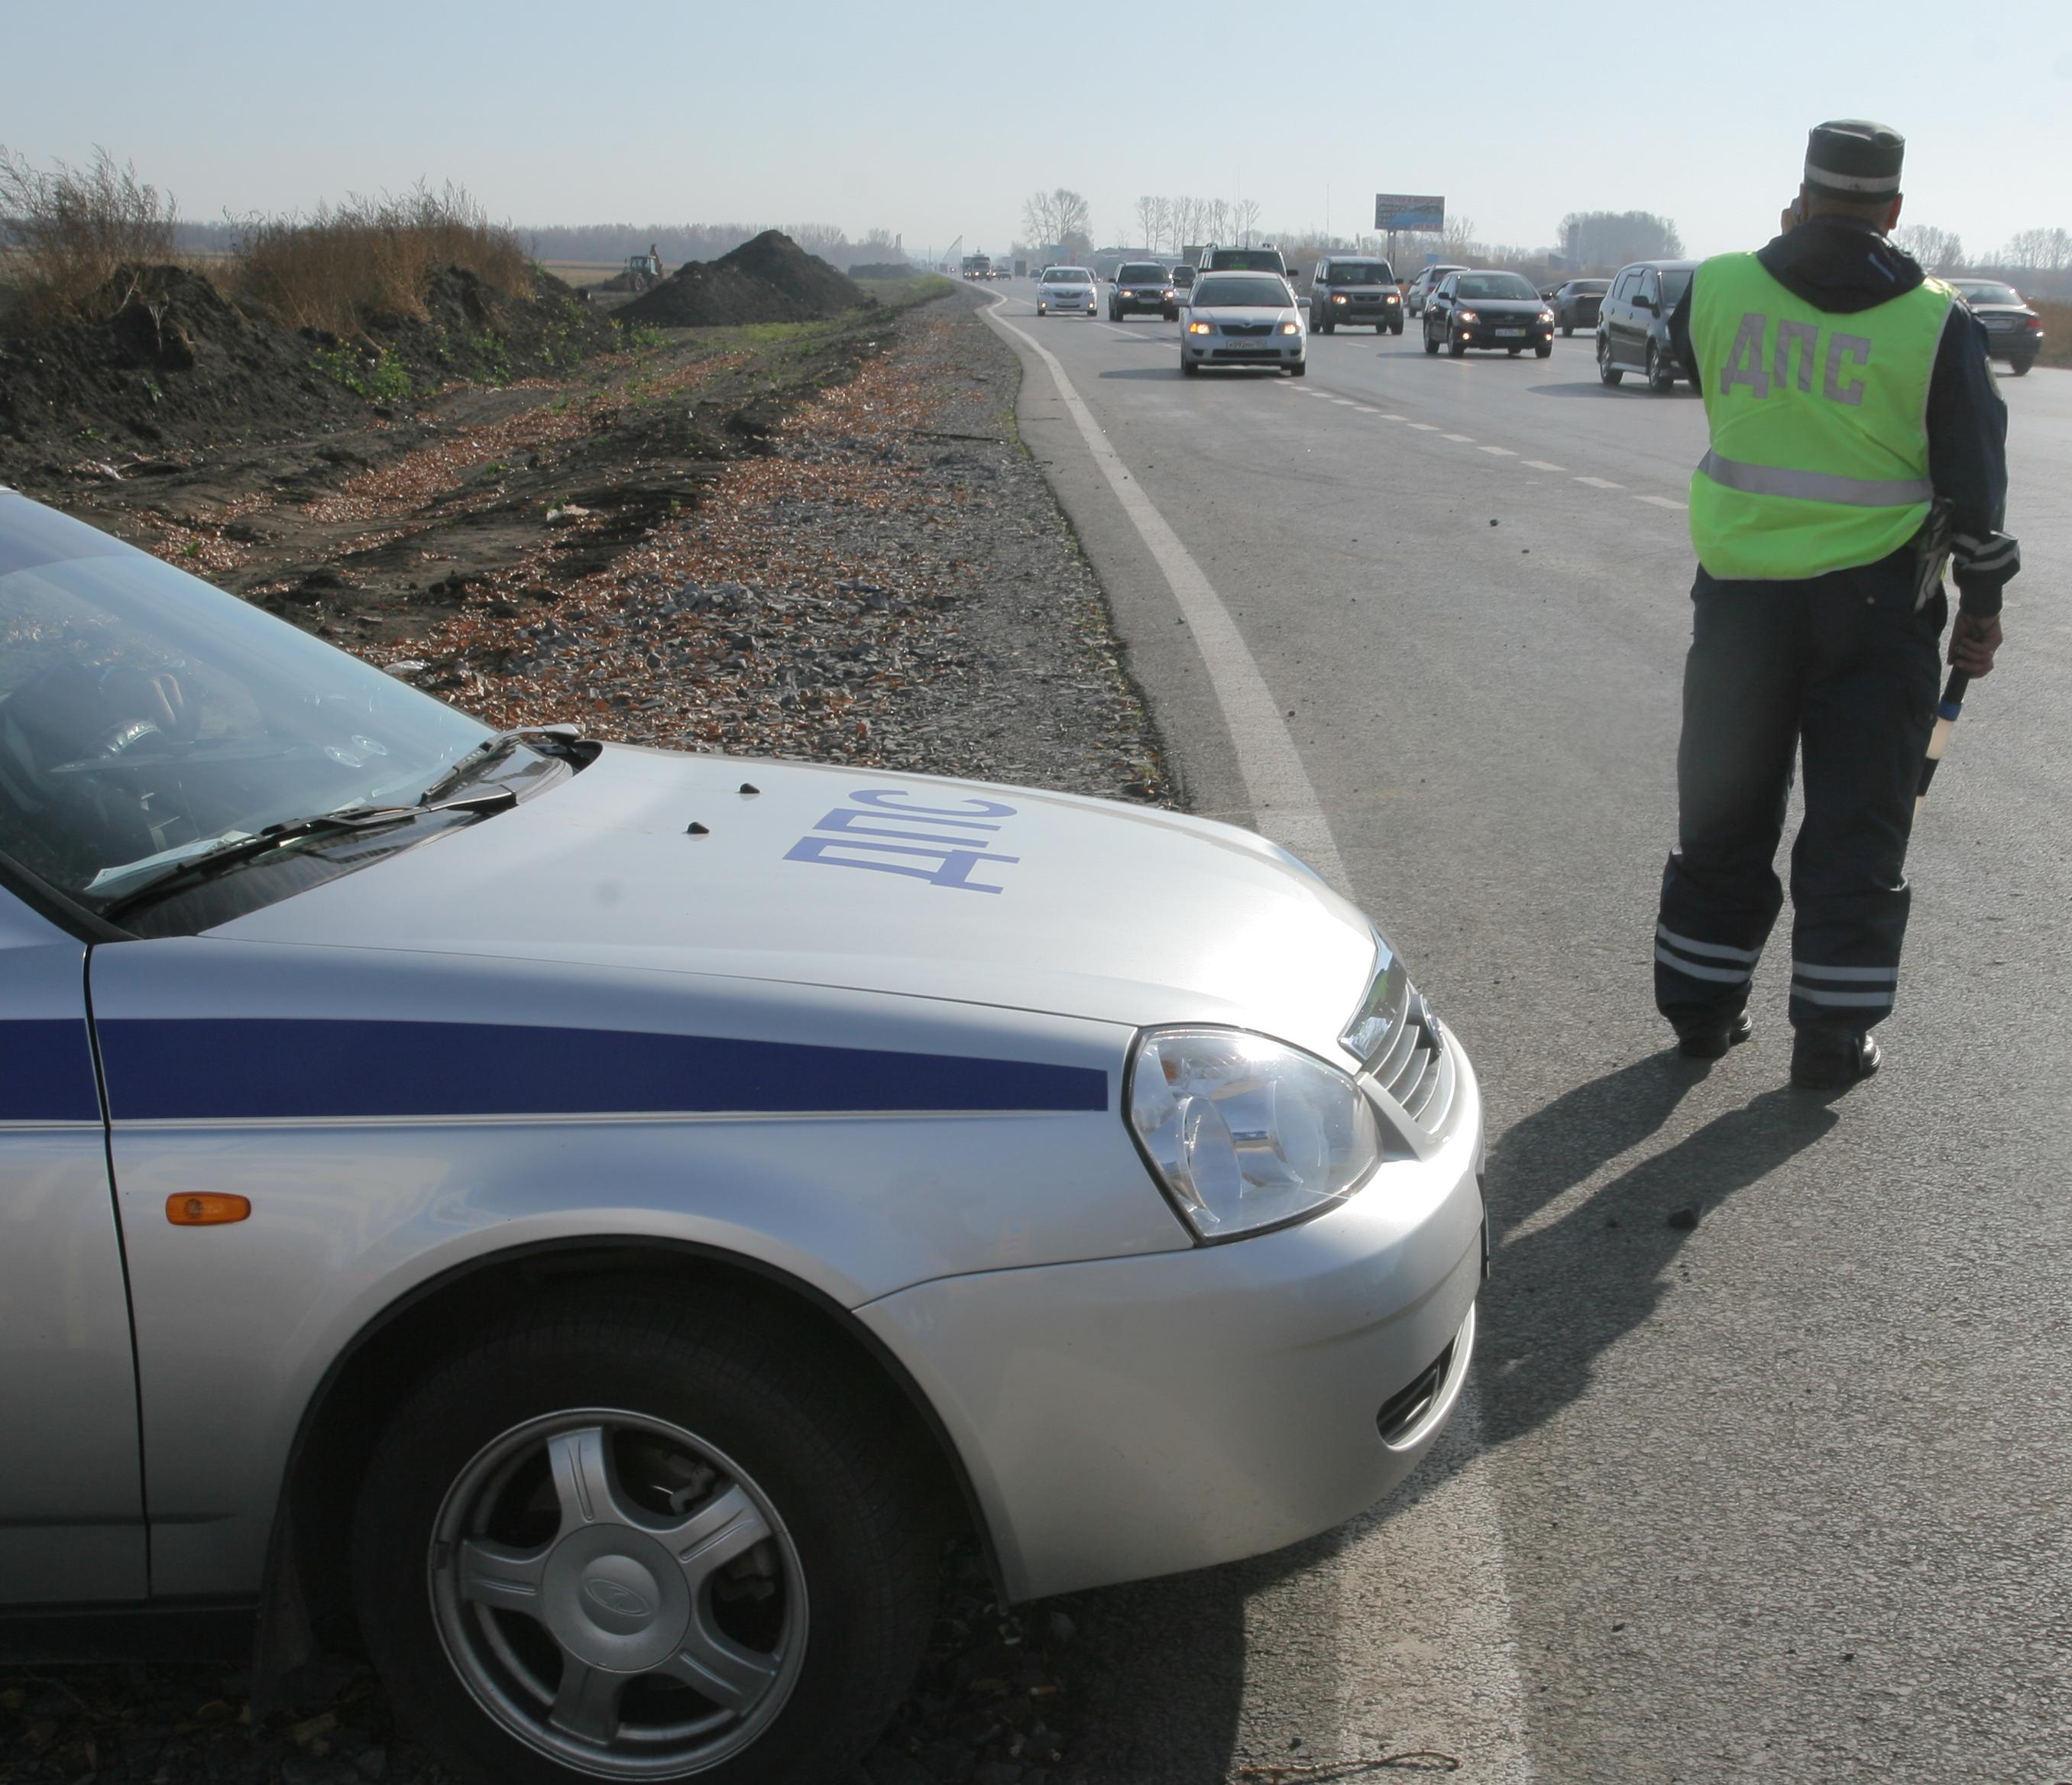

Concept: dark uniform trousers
[[1655, 549, 1944, 1035]]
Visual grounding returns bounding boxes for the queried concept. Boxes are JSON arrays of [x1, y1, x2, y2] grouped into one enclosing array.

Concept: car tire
[[1164, 308, 1178, 322], [1424, 326, 1439, 356], [1288, 361, 1307, 377], [1536, 343, 1553, 359], [1598, 335, 1623, 387], [1647, 345, 1679, 394], [1562, 324, 1574, 337], [1507, 346, 1522, 356], [1448, 335, 1466, 358], [2009, 355, 2032, 377], [354, 1288, 940, 1785], [1037, 305, 1047, 316], [1391, 320, 1403, 335], [1181, 358, 1199, 376]]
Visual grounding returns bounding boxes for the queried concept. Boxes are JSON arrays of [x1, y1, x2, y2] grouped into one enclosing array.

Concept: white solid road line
[[982, 293, 1344, 882], [983, 290, 1538, 1783]]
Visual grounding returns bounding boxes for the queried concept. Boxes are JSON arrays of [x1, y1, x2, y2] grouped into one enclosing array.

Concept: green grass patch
[[312, 343, 416, 403]]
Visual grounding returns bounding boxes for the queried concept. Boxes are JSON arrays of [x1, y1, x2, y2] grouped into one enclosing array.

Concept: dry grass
[[0, 145, 177, 325], [231, 182, 532, 335], [2028, 300, 2070, 368]]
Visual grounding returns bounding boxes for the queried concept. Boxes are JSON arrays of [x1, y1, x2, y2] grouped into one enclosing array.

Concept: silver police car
[[0, 491, 1484, 1784]]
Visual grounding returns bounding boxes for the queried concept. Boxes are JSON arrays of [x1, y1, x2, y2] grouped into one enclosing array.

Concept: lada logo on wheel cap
[[584, 1577, 652, 1621]]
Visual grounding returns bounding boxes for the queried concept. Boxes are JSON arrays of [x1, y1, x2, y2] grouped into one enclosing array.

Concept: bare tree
[[1892, 223, 1965, 274], [1024, 188, 1092, 256], [1999, 226, 2072, 271], [1133, 196, 1162, 252], [1558, 210, 1682, 271], [1232, 198, 1263, 247], [1151, 196, 1174, 254], [1440, 213, 1481, 264]]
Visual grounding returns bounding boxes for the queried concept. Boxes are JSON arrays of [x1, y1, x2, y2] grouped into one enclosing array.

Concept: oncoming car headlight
[[1187, 320, 1213, 335], [1280, 321, 1301, 335], [1127, 1029, 1382, 1240]]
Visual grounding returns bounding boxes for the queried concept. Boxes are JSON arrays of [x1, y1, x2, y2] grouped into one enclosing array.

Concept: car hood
[[1193, 305, 1299, 324], [1455, 297, 1544, 314], [217, 746, 1381, 1061]]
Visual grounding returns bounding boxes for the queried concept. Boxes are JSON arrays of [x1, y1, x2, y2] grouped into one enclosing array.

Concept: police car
[[0, 489, 1484, 1785]]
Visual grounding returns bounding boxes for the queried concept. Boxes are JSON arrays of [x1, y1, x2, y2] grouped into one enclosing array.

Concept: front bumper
[[1451, 321, 1554, 349], [1320, 296, 1402, 323], [860, 1042, 1485, 1600], [1184, 333, 1305, 365], [1039, 294, 1096, 312], [1115, 291, 1176, 315]]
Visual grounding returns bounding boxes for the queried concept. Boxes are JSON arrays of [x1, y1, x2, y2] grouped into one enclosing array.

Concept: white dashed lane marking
[[1575, 475, 1625, 490], [1478, 445, 1517, 457], [1442, 432, 1476, 442], [1636, 494, 1688, 510], [1522, 459, 1564, 471]]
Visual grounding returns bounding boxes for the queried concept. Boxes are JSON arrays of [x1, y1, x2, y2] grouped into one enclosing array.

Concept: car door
[[1427, 274, 1456, 339], [1607, 271, 1640, 364], [0, 883, 147, 1602], [1632, 269, 1662, 364]]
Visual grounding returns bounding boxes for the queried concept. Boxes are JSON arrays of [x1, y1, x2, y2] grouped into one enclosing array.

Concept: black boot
[[1676, 1010, 1753, 1060], [1790, 1027, 1882, 1090]]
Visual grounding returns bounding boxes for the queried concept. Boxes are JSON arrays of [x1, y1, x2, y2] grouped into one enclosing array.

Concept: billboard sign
[[1374, 193, 1445, 232]]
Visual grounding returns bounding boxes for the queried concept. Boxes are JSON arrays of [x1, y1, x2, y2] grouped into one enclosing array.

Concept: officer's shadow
[[1475, 1057, 1840, 1447]]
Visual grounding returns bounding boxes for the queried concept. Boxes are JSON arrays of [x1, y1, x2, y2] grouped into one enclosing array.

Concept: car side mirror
[[1637, 296, 1657, 313]]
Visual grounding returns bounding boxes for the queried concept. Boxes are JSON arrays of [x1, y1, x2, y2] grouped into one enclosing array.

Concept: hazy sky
[[7, 0, 2068, 262]]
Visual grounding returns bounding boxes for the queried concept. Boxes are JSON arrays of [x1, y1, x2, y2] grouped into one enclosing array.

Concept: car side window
[[1639, 271, 1659, 307]]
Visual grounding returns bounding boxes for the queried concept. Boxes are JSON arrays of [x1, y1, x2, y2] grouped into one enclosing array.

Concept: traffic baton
[[1915, 669, 1970, 813]]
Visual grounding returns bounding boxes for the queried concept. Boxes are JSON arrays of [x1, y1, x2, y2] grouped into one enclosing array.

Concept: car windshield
[[1659, 269, 1693, 305], [1570, 280, 1610, 294], [1193, 276, 1290, 308], [0, 496, 498, 907], [1455, 274, 1539, 300], [1043, 269, 1090, 283], [1119, 265, 1166, 282], [1957, 281, 2022, 305], [1210, 251, 1282, 271], [1329, 263, 1394, 285]]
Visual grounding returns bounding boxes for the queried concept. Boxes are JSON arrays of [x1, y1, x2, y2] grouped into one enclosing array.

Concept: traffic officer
[[1653, 119, 2019, 1090]]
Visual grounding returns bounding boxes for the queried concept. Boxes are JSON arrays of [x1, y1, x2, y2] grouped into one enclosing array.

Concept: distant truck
[[1013, 258, 1028, 278], [962, 254, 992, 280]]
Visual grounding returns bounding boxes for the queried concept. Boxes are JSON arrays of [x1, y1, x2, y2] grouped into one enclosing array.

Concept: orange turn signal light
[[167, 1193, 251, 1227]]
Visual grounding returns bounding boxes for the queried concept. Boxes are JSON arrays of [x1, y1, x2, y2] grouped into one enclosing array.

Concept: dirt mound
[[616, 230, 873, 329], [0, 263, 617, 488]]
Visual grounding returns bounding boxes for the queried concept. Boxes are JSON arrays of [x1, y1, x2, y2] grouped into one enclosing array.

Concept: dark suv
[[1310, 256, 1403, 334], [1596, 261, 1698, 392], [1110, 261, 1179, 322]]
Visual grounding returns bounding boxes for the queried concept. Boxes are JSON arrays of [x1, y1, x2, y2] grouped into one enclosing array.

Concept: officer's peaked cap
[[1804, 119, 1905, 202]]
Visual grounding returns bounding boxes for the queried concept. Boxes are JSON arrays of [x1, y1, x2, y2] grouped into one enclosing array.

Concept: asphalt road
[[982, 282, 2072, 1784]]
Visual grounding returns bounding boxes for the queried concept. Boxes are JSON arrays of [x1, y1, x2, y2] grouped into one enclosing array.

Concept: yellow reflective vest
[[1688, 252, 1955, 581]]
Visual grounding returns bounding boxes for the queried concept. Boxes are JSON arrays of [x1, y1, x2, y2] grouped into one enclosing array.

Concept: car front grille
[[1220, 322, 1274, 336], [1365, 988, 1455, 1132]]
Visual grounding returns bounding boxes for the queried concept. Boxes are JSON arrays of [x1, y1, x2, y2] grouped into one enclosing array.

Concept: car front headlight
[[1187, 319, 1212, 335], [1331, 293, 1348, 303], [1386, 293, 1400, 303], [1458, 309, 1479, 323], [1128, 1028, 1382, 1240], [1538, 309, 1555, 323], [1280, 320, 1301, 334]]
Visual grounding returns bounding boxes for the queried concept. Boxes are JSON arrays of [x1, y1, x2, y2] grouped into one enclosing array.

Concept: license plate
[[1496, 328, 1526, 337]]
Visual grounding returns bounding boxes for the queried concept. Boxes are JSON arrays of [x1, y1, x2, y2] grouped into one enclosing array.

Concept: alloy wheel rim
[[429, 1410, 807, 1778]]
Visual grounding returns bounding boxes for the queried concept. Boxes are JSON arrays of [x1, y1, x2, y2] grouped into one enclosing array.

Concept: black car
[[1309, 255, 1403, 334], [1951, 279, 2045, 377], [1110, 261, 1179, 322], [1421, 270, 1555, 358], [1170, 264, 1196, 294], [1596, 260, 1698, 392], [1549, 277, 1610, 335]]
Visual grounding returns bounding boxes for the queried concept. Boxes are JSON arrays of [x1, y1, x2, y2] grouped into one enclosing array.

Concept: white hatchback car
[[1181, 271, 1309, 376], [0, 489, 1482, 1785], [1034, 264, 1097, 316]]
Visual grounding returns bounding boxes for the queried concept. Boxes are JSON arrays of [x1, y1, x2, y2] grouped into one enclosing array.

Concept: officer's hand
[[1949, 611, 2003, 678]]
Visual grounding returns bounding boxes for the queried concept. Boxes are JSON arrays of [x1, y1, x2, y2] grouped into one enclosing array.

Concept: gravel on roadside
[[0, 288, 1163, 1785]]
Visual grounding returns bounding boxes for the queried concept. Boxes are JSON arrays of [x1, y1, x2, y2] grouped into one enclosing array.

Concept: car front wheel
[[1598, 335, 1623, 387], [1181, 357, 1199, 375], [355, 1288, 940, 1785], [1424, 325, 1439, 355]]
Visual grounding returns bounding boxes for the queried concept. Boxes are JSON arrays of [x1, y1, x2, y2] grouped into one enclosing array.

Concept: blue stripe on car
[[2, 1019, 102, 1123], [97, 1019, 1109, 1120]]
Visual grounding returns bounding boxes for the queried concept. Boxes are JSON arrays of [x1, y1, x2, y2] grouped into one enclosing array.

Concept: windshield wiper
[[416, 724, 590, 808], [97, 789, 517, 923]]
